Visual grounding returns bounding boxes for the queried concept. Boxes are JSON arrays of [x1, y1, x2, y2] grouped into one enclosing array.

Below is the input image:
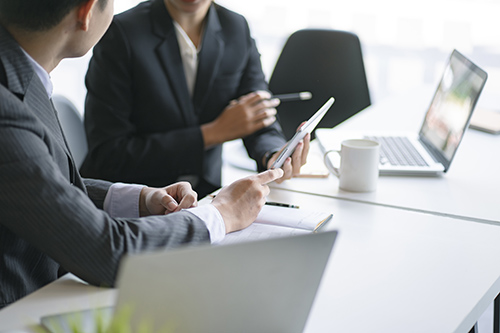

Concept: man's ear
[[77, 0, 98, 31]]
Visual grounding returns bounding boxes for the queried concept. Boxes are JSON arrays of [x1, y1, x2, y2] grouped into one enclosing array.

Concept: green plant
[[37, 304, 176, 333]]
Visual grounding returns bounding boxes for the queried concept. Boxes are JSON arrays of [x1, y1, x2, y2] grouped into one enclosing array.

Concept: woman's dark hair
[[0, 0, 109, 31]]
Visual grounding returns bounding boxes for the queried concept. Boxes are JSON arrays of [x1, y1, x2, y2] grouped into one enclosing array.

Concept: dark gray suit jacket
[[81, 1, 286, 196], [0, 25, 210, 308]]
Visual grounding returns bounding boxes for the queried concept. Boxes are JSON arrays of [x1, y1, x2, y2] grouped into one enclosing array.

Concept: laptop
[[316, 50, 487, 176], [41, 231, 338, 333]]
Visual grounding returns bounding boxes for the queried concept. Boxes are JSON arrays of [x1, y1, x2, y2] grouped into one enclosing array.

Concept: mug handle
[[323, 150, 341, 177]]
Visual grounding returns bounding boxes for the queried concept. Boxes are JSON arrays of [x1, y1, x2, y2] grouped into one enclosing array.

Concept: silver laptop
[[316, 50, 487, 176], [41, 231, 337, 333]]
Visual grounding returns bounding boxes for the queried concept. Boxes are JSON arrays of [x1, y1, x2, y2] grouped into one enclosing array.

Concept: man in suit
[[81, 0, 310, 197], [0, 0, 283, 308]]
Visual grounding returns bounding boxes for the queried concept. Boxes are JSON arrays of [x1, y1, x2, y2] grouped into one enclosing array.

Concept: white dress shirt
[[23, 49, 226, 243], [173, 21, 202, 97]]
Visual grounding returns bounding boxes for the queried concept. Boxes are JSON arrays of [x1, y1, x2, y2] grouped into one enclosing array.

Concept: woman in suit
[[81, 0, 310, 197]]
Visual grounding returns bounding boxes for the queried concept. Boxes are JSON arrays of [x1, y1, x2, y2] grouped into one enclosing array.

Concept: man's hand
[[201, 91, 279, 148], [139, 182, 198, 217], [211, 168, 284, 233], [267, 130, 311, 184]]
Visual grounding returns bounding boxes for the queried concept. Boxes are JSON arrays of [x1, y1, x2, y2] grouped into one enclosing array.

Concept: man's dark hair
[[0, 0, 109, 31]]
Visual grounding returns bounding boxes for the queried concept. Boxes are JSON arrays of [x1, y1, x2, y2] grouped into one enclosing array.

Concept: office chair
[[52, 95, 88, 169], [269, 29, 371, 139]]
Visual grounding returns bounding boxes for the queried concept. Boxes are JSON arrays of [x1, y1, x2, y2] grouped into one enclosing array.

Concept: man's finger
[[161, 196, 178, 212], [255, 168, 284, 184], [177, 194, 197, 211]]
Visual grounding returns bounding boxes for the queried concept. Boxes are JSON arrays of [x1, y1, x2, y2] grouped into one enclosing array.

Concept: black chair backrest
[[269, 29, 371, 139], [52, 95, 88, 169]]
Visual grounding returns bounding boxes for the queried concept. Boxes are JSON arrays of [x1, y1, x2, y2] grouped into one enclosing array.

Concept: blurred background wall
[[51, 0, 500, 114]]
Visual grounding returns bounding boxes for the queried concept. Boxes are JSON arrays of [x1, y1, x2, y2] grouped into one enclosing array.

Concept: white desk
[[0, 274, 115, 332], [265, 88, 500, 224], [1, 188, 500, 333]]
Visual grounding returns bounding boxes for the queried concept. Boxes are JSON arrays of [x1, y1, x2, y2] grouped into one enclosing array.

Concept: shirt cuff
[[186, 205, 226, 244], [103, 183, 145, 218]]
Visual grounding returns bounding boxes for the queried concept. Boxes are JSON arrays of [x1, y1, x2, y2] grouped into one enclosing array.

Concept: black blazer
[[0, 25, 209, 308], [81, 0, 286, 195]]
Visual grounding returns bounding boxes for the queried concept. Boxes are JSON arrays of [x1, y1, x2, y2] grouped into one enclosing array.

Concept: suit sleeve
[[83, 178, 112, 209], [0, 97, 210, 288]]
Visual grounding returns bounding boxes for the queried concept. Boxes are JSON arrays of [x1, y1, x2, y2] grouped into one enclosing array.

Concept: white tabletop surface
[[275, 189, 500, 333], [225, 87, 500, 223], [0, 274, 116, 332], [2, 88, 499, 333], [1, 188, 500, 333]]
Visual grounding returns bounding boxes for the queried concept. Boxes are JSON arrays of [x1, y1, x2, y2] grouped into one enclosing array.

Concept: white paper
[[255, 205, 331, 230], [218, 205, 332, 245]]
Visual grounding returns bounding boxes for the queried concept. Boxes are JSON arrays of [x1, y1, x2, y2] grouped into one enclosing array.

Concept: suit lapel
[[0, 26, 71, 156], [24, 77, 70, 153], [150, 0, 197, 126], [0, 25, 35, 99], [0, 24, 81, 187], [193, 5, 224, 113]]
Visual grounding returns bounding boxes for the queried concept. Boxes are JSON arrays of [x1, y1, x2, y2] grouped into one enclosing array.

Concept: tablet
[[271, 97, 335, 169]]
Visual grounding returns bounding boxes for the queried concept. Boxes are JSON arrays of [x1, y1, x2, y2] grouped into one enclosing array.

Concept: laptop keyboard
[[364, 136, 429, 167]]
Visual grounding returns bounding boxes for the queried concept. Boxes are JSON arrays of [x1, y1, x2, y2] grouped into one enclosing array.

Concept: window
[[52, 0, 500, 111]]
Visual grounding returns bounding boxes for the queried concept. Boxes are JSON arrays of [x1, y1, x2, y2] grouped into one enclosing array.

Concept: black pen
[[272, 91, 312, 102], [265, 201, 300, 209], [208, 195, 299, 209]]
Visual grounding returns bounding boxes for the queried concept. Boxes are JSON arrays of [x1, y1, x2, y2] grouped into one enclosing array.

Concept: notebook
[[41, 231, 337, 333], [469, 107, 500, 134], [218, 204, 333, 245], [316, 49, 487, 176]]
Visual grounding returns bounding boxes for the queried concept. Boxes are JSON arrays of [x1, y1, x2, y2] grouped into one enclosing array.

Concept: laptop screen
[[419, 50, 487, 166]]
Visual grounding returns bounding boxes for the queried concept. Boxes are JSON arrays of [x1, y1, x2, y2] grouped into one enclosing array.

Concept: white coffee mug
[[324, 139, 380, 192]]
